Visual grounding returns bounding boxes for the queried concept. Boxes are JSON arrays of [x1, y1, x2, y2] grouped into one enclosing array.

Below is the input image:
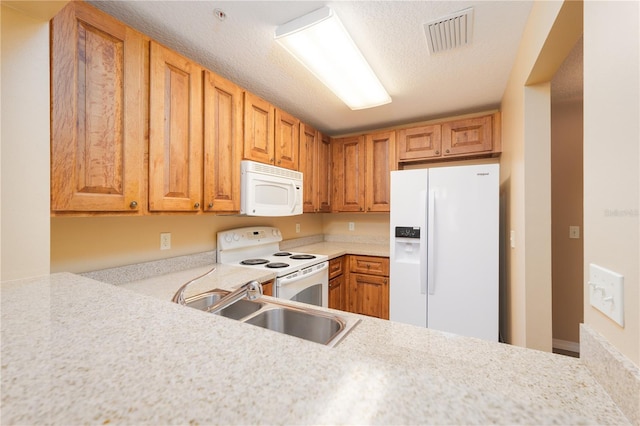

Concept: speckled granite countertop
[[290, 241, 390, 259], [1, 267, 629, 425]]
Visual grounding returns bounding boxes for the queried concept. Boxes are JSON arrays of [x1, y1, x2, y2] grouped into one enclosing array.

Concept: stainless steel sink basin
[[244, 307, 343, 345], [185, 291, 263, 321], [179, 288, 359, 347]]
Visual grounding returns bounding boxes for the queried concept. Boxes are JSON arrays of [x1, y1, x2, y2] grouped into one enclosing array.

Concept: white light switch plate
[[589, 263, 624, 327]]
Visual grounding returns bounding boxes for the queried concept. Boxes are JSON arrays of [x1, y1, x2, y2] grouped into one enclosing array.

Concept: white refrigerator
[[389, 164, 499, 341]]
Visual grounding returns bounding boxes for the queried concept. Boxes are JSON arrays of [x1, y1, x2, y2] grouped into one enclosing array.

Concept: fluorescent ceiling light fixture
[[275, 7, 391, 110]]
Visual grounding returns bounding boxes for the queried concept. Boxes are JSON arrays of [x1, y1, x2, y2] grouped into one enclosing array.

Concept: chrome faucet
[[172, 266, 217, 305], [206, 280, 263, 314]]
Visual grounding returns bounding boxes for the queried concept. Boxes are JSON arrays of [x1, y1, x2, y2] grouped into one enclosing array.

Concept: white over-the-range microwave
[[240, 160, 303, 217]]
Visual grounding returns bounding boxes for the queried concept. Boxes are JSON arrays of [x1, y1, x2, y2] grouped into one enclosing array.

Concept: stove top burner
[[290, 254, 316, 260], [240, 258, 269, 265], [273, 252, 292, 256], [266, 262, 290, 269]]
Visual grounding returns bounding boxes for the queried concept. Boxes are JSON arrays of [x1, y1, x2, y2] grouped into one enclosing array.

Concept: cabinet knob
[[435, 150, 440, 155], [445, 149, 450, 154], [194, 202, 200, 209], [208, 203, 214, 209], [129, 201, 138, 209], [359, 207, 363, 211]]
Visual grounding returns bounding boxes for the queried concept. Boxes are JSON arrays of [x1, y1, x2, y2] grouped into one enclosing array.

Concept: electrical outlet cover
[[160, 233, 171, 250], [588, 263, 624, 327]]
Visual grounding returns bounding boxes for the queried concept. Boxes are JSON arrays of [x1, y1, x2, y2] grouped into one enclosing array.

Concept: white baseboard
[[553, 338, 580, 353]]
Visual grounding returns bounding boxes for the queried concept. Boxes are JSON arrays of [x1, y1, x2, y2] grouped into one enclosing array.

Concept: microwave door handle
[[290, 182, 301, 213]]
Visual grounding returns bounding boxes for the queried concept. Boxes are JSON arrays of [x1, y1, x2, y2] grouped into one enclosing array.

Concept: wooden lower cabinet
[[328, 256, 345, 310], [344, 255, 389, 320], [262, 280, 274, 297], [348, 273, 389, 320]]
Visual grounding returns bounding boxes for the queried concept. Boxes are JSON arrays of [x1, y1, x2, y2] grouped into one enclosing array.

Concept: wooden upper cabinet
[[148, 41, 203, 212], [442, 115, 493, 156], [51, 1, 144, 213], [332, 136, 366, 212], [275, 109, 299, 170], [365, 131, 396, 212], [203, 71, 243, 212], [332, 132, 393, 213], [299, 123, 318, 213], [300, 126, 332, 213], [397, 113, 500, 164], [397, 125, 442, 161], [243, 92, 300, 170], [317, 133, 332, 213], [243, 92, 275, 165]]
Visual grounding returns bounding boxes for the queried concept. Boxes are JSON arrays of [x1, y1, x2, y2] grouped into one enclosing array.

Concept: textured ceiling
[[89, 1, 534, 136]]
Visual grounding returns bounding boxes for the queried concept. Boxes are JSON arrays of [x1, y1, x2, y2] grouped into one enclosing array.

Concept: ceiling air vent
[[423, 7, 474, 54]]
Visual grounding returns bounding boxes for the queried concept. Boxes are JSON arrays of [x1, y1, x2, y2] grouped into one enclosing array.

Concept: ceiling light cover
[[275, 7, 391, 110]]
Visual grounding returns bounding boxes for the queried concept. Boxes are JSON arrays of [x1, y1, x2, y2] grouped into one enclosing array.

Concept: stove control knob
[[233, 233, 240, 241], [225, 234, 233, 243]]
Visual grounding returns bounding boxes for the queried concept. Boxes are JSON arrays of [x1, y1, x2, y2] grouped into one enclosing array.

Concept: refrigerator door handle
[[419, 190, 428, 295], [427, 188, 436, 295]]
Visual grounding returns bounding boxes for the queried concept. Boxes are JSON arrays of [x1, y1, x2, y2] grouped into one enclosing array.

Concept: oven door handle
[[278, 262, 328, 285]]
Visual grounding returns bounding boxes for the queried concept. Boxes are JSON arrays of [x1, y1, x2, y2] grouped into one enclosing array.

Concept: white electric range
[[217, 227, 328, 307]]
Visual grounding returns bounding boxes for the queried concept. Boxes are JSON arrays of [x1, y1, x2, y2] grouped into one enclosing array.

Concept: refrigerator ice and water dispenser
[[393, 226, 421, 263]]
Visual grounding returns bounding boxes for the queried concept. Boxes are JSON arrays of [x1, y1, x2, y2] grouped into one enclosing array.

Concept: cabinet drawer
[[329, 256, 344, 279], [349, 255, 389, 276]]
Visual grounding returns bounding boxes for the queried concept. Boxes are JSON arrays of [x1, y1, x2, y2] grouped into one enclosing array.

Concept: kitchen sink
[[244, 307, 343, 345], [179, 288, 359, 347], [185, 290, 263, 321]]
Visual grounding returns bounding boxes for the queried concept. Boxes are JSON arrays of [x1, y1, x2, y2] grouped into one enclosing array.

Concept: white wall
[[500, 0, 578, 351], [0, 4, 60, 280], [583, 0, 639, 365]]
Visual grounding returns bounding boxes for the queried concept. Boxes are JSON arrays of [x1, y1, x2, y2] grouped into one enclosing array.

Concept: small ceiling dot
[[214, 9, 226, 21]]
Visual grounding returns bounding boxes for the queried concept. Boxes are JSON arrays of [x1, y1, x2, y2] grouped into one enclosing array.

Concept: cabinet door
[[203, 71, 242, 212], [365, 131, 396, 212], [149, 42, 203, 211], [262, 280, 274, 297], [299, 123, 317, 213], [51, 2, 144, 212], [329, 275, 345, 311], [348, 273, 389, 319], [316, 133, 332, 213], [442, 115, 493, 156], [243, 92, 275, 164], [397, 125, 442, 161], [275, 109, 299, 170], [332, 136, 365, 212]]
